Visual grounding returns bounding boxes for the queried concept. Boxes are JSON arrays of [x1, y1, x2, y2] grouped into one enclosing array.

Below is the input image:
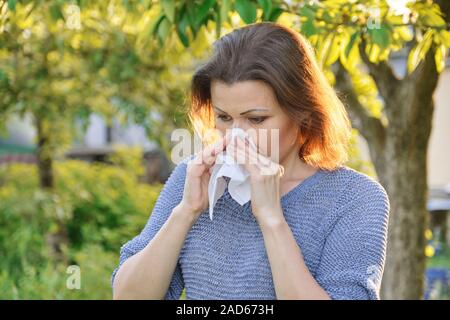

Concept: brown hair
[[188, 22, 351, 170]]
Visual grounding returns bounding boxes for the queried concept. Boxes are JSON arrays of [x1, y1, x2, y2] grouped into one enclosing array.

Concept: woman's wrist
[[172, 203, 200, 228], [254, 205, 285, 230]]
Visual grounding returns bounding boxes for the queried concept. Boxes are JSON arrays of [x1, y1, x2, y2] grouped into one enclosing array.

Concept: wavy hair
[[188, 22, 351, 170]]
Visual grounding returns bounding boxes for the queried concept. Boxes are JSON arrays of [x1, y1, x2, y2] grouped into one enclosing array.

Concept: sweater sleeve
[[314, 173, 390, 300], [111, 155, 191, 300]]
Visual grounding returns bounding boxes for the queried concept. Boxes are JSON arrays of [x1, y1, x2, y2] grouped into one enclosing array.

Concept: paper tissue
[[207, 128, 256, 220]]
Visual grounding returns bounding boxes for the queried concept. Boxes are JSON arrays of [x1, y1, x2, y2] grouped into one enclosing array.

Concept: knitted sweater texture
[[112, 155, 390, 300]]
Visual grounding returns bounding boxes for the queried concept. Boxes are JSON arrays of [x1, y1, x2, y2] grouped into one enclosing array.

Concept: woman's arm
[[112, 204, 196, 300], [233, 135, 389, 299], [112, 133, 231, 299], [259, 176, 390, 300], [231, 134, 330, 299], [259, 212, 331, 300]]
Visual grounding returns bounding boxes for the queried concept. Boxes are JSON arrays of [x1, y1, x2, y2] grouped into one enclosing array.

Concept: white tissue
[[207, 128, 255, 220]]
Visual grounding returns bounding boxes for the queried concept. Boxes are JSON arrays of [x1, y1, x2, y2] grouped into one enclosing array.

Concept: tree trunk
[[377, 107, 433, 299], [378, 149, 429, 299], [35, 115, 54, 189], [35, 114, 68, 262], [377, 47, 438, 299], [335, 43, 439, 298]]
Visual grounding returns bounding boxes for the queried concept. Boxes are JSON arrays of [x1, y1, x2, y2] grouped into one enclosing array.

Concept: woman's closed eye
[[248, 116, 267, 124], [217, 114, 268, 124], [217, 114, 232, 122]]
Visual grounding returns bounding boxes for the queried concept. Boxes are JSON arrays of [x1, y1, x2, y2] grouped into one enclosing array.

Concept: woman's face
[[211, 80, 299, 164]]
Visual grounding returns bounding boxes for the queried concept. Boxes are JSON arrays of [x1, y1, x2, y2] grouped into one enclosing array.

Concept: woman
[[111, 22, 390, 300]]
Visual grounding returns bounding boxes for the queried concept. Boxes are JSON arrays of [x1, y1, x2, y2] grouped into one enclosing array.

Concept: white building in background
[[79, 114, 158, 150], [0, 113, 171, 183], [429, 68, 450, 189], [0, 113, 158, 151]]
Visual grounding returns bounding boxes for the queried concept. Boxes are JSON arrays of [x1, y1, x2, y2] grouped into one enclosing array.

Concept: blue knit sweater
[[112, 155, 390, 300]]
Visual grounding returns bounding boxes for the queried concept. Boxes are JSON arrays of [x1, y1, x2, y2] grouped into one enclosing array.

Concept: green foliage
[[0, 244, 119, 299], [0, 0, 192, 159], [0, 159, 162, 299], [150, 0, 285, 45], [1, 0, 449, 300], [161, 0, 176, 23], [235, 0, 257, 24], [294, 0, 449, 75], [408, 29, 434, 74], [6, 1, 446, 162]]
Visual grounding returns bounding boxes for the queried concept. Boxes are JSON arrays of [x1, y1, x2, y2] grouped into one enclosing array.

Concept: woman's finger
[[236, 135, 269, 166], [236, 136, 283, 176], [201, 131, 233, 166], [234, 137, 261, 169]]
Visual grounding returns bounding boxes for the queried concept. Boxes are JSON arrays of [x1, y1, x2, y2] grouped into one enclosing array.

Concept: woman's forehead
[[211, 80, 278, 113]]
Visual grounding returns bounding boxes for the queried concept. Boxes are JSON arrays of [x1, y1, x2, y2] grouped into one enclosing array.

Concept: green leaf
[[257, 0, 272, 21], [177, 9, 190, 47], [215, 10, 221, 39], [435, 44, 447, 73], [177, 29, 190, 47], [299, 5, 316, 20], [368, 24, 390, 49], [323, 34, 340, 67], [301, 20, 316, 37], [157, 17, 171, 43], [161, 0, 176, 23], [7, 0, 16, 12], [235, 0, 257, 24], [49, 3, 64, 22], [340, 31, 360, 70], [316, 33, 340, 68], [151, 13, 165, 36], [186, 4, 198, 36], [220, 0, 231, 24], [365, 42, 382, 63], [407, 30, 434, 74], [393, 26, 413, 43], [268, 7, 283, 22], [185, 0, 215, 35], [345, 31, 359, 57], [438, 30, 450, 47], [194, 0, 215, 28], [299, 5, 317, 36]]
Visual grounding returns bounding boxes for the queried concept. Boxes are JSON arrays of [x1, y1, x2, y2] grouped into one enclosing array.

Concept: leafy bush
[[0, 157, 162, 299]]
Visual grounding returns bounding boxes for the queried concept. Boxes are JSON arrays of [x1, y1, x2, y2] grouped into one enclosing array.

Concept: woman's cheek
[[274, 125, 297, 161], [255, 129, 277, 159]]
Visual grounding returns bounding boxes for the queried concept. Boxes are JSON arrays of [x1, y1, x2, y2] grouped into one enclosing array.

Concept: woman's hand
[[178, 131, 232, 221], [231, 134, 285, 225]]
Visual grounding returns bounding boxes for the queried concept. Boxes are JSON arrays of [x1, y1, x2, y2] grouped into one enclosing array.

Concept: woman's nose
[[231, 121, 249, 132]]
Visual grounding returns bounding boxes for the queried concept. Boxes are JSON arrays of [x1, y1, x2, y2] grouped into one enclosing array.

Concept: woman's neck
[[279, 147, 318, 183]]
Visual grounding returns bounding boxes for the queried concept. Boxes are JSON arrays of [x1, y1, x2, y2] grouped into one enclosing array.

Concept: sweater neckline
[[280, 167, 329, 203]]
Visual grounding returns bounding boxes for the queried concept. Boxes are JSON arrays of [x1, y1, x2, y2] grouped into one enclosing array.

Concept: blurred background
[[0, 0, 449, 300]]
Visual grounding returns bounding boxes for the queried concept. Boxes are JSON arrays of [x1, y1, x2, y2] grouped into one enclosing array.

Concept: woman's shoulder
[[322, 165, 390, 215], [341, 165, 387, 195]]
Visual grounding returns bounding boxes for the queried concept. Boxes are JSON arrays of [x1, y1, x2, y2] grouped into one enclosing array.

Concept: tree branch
[[400, 0, 449, 126]]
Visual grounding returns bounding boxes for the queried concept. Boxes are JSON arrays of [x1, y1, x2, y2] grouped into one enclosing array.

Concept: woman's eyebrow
[[240, 108, 269, 115], [214, 106, 269, 115]]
